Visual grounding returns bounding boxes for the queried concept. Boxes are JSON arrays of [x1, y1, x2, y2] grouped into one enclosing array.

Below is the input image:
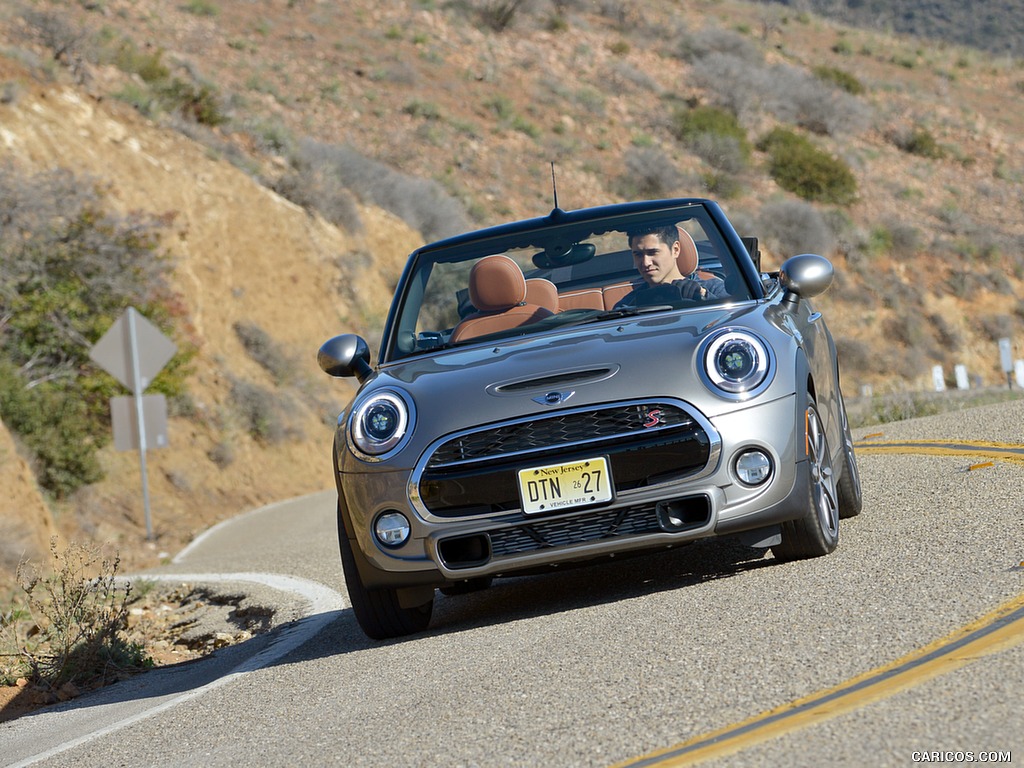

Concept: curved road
[[2, 400, 1023, 767]]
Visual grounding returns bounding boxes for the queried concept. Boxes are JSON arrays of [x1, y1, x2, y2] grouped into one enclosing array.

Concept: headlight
[[349, 390, 412, 459], [702, 330, 773, 398]]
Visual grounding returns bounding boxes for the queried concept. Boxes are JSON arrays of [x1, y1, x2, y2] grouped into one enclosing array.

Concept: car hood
[[348, 302, 798, 469], [360, 305, 790, 460]]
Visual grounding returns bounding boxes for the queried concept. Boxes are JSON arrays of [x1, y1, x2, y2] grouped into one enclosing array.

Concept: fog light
[[735, 450, 772, 485], [374, 511, 411, 547]]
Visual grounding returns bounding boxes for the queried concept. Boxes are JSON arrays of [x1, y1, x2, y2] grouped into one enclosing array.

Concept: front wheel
[[339, 532, 433, 640], [773, 398, 840, 561]]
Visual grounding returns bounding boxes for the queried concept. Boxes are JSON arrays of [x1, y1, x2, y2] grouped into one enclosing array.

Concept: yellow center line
[[613, 593, 1024, 767], [853, 439, 1024, 465]]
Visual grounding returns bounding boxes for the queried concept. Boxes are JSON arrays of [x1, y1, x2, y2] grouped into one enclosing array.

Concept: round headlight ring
[[704, 330, 772, 397], [350, 390, 411, 458]]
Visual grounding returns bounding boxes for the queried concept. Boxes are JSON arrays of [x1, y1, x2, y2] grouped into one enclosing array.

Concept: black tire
[[339, 532, 433, 640], [773, 398, 840, 561], [836, 387, 863, 519]]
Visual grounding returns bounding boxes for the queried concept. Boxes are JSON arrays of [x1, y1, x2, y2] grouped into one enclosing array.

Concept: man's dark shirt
[[614, 274, 729, 309]]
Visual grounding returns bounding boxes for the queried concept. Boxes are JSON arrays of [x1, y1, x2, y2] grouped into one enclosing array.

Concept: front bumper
[[338, 394, 804, 587]]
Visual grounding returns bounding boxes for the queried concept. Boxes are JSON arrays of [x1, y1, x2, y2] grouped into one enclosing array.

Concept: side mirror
[[318, 334, 373, 382], [779, 254, 833, 302]]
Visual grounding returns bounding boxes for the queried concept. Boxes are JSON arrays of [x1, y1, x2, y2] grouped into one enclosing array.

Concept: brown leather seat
[[525, 278, 560, 313], [676, 226, 718, 281], [451, 256, 554, 342], [558, 287, 604, 311], [676, 226, 699, 275]]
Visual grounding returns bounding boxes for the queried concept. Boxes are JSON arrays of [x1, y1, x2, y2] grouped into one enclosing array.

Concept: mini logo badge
[[533, 390, 574, 406]]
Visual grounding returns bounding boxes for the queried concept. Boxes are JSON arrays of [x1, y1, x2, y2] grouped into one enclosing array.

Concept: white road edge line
[[10, 572, 347, 768]]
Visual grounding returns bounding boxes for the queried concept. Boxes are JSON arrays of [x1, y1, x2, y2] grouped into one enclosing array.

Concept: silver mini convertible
[[318, 198, 862, 639]]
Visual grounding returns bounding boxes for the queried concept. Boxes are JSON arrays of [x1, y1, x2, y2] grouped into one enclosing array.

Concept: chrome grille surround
[[426, 400, 702, 469], [410, 398, 721, 523]]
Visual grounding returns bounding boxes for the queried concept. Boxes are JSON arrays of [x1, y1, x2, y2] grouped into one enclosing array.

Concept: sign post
[[89, 307, 176, 540], [998, 338, 1013, 389]]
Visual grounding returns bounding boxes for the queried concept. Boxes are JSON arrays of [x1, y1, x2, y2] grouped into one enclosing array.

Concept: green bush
[[155, 79, 228, 126], [110, 40, 170, 83], [757, 127, 857, 204], [0, 166, 193, 497], [672, 105, 751, 172], [894, 127, 945, 159], [98, 33, 226, 126], [182, 0, 220, 17], [812, 65, 865, 95], [0, 363, 105, 498]]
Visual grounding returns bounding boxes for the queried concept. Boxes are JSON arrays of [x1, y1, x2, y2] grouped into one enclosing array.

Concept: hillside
[[0, 54, 420, 582], [0, 0, 1022, 585], [757, 0, 1024, 56]]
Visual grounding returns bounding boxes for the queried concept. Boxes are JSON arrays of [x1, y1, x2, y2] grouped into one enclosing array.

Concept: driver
[[614, 224, 728, 308]]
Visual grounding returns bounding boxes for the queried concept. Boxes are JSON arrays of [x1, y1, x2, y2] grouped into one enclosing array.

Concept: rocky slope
[[0, 52, 418, 582], [0, 0, 1022, 585]]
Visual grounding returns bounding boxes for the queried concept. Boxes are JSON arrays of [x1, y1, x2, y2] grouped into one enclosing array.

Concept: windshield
[[385, 203, 756, 361]]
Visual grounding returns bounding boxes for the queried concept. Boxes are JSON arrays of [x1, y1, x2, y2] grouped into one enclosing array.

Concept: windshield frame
[[378, 199, 763, 364]]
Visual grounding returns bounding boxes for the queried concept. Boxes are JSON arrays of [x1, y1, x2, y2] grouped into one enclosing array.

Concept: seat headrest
[[525, 278, 559, 313], [469, 255, 527, 312], [676, 227, 699, 276]]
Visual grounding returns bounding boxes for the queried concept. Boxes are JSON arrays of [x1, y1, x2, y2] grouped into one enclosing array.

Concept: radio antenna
[[550, 162, 559, 210]]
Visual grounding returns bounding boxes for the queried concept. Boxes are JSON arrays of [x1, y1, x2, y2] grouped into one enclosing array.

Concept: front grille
[[417, 401, 714, 518], [436, 495, 712, 569], [489, 504, 661, 555], [427, 402, 697, 468]]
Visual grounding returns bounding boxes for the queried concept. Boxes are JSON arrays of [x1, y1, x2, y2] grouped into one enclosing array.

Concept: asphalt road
[[2, 400, 1022, 768]]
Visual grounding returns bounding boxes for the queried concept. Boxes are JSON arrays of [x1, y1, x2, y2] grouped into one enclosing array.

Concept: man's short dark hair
[[626, 224, 678, 248]]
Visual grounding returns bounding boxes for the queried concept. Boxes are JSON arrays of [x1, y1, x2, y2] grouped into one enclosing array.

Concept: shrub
[[0, 165, 191, 497], [233, 321, 297, 385], [477, 0, 527, 32], [270, 152, 364, 234], [107, 39, 170, 83], [22, 10, 89, 73], [403, 100, 442, 120], [690, 56, 870, 137], [756, 199, 836, 257], [230, 379, 299, 444], [286, 140, 470, 241], [96, 32, 226, 125], [182, 0, 220, 17], [0, 363, 105, 498], [1, 540, 151, 691], [678, 27, 762, 65], [892, 126, 945, 159], [671, 105, 751, 172], [617, 147, 685, 199], [812, 65, 865, 95], [155, 79, 228, 126], [757, 128, 857, 204]]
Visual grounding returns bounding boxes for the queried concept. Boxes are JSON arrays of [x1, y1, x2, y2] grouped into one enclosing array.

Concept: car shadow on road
[[435, 537, 777, 632], [284, 537, 779, 664]]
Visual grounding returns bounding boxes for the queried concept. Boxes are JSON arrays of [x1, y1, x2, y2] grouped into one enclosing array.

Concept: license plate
[[517, 457, 612, 515]]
